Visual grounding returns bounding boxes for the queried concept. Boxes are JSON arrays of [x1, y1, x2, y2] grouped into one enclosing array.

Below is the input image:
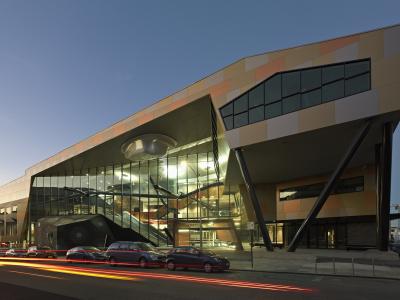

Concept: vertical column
[[235, 148, 273, 251], [377, 122, 393, 251], [375, 143, 382, 248]]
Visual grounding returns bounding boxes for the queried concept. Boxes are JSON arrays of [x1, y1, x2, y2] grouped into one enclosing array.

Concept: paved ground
[[0, 257, 400, 300]]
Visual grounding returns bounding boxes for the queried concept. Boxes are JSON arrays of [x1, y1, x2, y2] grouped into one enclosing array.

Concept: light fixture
[[121, 134, 177, 161]]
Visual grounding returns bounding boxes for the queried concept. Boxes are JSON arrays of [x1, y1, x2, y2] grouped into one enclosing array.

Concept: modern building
[[1, 24, 399, 251]]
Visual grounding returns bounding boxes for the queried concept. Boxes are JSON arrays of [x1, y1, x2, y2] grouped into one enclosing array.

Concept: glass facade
[[220, 58, 371, 130], [29, 150, 245, 249]]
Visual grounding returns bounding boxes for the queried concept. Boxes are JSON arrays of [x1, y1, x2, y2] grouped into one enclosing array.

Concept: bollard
[[315, 260, 317, 273], [372, 258, 375, 277], [352, 258, 355, 276], [333, 257, 336, 274]]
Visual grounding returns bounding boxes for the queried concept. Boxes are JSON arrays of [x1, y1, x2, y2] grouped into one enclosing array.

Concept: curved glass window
[[220, 58, 371, 130]]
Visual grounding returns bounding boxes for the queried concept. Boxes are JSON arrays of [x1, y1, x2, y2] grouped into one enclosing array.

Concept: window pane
[[335, 177, 364, 193], [322, 64, 344, 84], [223, 116, 233, 130], [282, 94, 301, 114], [301, 68, 321, 92], [249, 106, 264, 124], [279, 176, 364, 201], [220, 103, 233, 117], [249, 84, 264, 108], [282, 71, 300, 97], [345, 73, 370, 96], [345, 60, 370, 78], [234, 94, 248, 114], [301, 89, 321, 108], [234, 112, 248, 128], [265, 102, 282, 119], [322, 80, 344, 102], [265, 74, 281, 104]]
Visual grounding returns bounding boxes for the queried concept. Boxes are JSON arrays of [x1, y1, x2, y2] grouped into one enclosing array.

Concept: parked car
[[66, 246, 107, 263], [106, 241, 166, 268], [390, 243, 400, 257], [27, 246, 57, 259], [166, 246, 230, 273], [5, 248, 27, 257]]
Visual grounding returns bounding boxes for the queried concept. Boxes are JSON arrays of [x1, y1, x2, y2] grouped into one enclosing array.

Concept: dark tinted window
[[220, 58, 370, 131], [335, 177, 364, 193], [234, 94, 248, 114], [249, 106, 264, 124], [345, 60, 370, 78], [302, 89, 321, 108], [223, 116, 233, 130], [249, 84, 264, 108], [234, 112, 248, 127], [119, 243, 129, 250], [108, 243, 119, 250], [301, 68, 321, 92], [129, 244, 139, 250], [175, 248, 191, 254], [322, 80, 344, 102], [345, 73, 370, 96], [265, 102, 281, 119], [282, 94, 301, 114], [322, 64, 344, 84], [220, 103, 233, 117], [279, 176, 364, 201], [265, 74, 281, 104], [282, 71, 300, 97]]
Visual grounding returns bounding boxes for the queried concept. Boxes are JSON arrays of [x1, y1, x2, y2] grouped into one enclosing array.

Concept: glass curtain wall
[[29, 151, 244, 248]]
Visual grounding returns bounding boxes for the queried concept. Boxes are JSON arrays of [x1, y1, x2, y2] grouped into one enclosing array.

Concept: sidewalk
[[214, 247, 400, 279]]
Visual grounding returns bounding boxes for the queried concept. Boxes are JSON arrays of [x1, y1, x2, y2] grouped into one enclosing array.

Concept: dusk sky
[[0, 0, 399, 204]]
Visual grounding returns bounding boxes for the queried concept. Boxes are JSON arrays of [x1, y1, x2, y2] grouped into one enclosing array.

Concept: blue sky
[[0, 0, 399, 204]]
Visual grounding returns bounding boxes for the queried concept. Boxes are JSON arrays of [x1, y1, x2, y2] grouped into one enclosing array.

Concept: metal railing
[[315, 256, 400, 276]]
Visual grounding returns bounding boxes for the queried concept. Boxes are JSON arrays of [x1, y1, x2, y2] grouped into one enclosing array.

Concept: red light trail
[[0, 257, 314, 293]]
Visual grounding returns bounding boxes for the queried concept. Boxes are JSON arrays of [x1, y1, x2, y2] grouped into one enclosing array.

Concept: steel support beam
[[235, 148, 274, 251], [375, 143, 382, 248], [287, 120, 372, 252], [377, 122, 393, 251]]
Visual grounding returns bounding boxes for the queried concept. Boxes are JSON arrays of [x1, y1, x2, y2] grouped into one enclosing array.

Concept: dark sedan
[[166, 247, 230, 273], [66, 246, 107, 263], [390, 243, 400, 257], [106, 241, 166, 268]]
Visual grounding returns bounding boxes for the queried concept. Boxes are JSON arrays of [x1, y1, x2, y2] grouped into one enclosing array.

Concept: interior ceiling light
[[121, 134, 177, 161]]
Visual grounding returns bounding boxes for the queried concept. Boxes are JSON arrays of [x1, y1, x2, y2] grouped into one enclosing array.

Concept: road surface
[[0, 257, 399, 300]]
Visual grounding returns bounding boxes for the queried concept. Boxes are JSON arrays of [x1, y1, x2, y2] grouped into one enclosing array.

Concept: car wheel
[[204, 263, 213, 273], [139, 258, 147, 268], [109, 257, 117, 267], [166, 261, 175, 271]]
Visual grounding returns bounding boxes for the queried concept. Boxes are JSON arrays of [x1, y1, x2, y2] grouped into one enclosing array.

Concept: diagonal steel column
[[287, 120, 372, 252], [377, 122, 393, 250], [235, 148, 274, 251]]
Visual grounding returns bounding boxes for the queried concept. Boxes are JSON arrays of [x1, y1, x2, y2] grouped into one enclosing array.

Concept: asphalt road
[[0, 258, 399, 300]]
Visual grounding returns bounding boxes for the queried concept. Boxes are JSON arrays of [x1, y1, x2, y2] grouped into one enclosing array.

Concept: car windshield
[[38, 246, 51, 250], [136, 243, 156, 251], [201, 250, 216, 256], [81, 246, 100, 252]]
